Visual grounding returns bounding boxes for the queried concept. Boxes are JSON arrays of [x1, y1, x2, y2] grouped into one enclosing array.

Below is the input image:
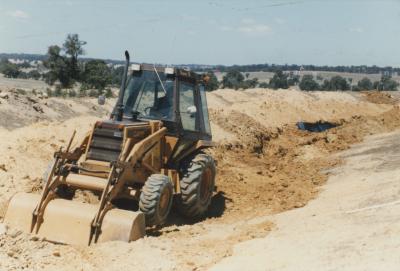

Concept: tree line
[[199, 64, 400, 76], [3, 52, 399, 77], [0, 59, 41, 80], [204, 69, 399, 92], [298, 73, 398, 91]]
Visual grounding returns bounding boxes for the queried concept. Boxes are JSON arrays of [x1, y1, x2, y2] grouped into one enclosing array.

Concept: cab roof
[[130, 63, 203, 83]]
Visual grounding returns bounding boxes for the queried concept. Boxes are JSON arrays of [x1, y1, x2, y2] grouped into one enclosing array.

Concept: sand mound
[[0, 88, 113, 130], [208, 88, 391, 142], [362, 91, 399, 105]]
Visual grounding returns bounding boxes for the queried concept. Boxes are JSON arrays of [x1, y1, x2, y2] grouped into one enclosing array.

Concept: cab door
[[179, 81, 200, 133], [165, 79, 212, 166]]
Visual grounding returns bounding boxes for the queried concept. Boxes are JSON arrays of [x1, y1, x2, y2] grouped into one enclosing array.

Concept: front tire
[[139, 174, 173, 226], [176, 153, 216, 219]]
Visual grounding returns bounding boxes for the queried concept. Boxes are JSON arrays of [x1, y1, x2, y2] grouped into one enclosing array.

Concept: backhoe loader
[[4, 51, 216, 245]]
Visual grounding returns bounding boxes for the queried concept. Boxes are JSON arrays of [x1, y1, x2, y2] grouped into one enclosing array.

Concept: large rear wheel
[[139, 174, 173, 226], [176, 153, 216, 219]]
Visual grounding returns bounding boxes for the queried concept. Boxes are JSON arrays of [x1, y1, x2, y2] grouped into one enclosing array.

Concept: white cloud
[[274, 18, 286, 25], [8, 10, 30, 20], [349, 27, 364, 33], [180, 15, 199, 22], [241, 18, 256, 25], [218, 19, 272, 36], [219, 26, 233, 32], [238, 24, 272, 35]]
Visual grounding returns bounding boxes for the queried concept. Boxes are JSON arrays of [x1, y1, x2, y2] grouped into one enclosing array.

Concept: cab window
[[199, 85, 211, 135], [123, 70, 174, 120], [179, 82, 199, 131]]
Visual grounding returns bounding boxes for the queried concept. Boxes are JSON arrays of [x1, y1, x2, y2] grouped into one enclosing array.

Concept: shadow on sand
[[147, 190, 231, 237]]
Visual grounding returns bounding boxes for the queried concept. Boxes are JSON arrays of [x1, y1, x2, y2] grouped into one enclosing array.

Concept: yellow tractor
[[4, 52, 216, 245]]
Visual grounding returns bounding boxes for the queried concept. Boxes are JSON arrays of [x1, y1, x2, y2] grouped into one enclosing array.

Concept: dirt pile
[[208, 89, 391, 142], [0, 88, 113, 129], [362, 91, 399, 105], [0, 88, 399, 270]]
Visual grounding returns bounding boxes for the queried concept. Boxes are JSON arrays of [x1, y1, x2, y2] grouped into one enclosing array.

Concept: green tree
[[379, 75, 399, 91], [111, 66, 125, 86], [105, 88, 113, 98], [0, 59, 21, 78], [2, 64, 21, 78], [357, 77, 373, 90], [204, 72, 219, 91], [17, 71, 28, 79], [321, 79, 330, 90], [322, 76, 350, 91], [17, 61, 31, 69], [82, 60, 112, 90], [43, 45, 72, 87], [63, 34, 86, 80], [269, 70, 289, 89], [241, 78, 258, 89], [222, 70, 244, 89], [28, 70, 41, 80], [288, 75, 300, 86], [299, 75, 320, 91], [330, 76, 350, 90]]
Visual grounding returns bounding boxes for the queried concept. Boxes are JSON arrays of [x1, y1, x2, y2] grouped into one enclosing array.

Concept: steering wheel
[[144, 106, 153, 116], [144, 106, 163, 118]]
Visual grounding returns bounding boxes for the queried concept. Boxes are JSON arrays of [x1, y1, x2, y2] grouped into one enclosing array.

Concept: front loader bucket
[[4, 193, 145, 245]]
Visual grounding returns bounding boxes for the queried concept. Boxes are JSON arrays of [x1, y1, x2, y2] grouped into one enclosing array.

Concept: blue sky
[[0, 0, 400, 66]]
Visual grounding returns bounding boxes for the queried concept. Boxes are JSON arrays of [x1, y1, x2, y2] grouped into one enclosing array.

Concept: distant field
[[0, 74, 48, 91]]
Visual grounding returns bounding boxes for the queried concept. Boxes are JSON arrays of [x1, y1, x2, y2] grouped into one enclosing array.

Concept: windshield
[[123, 70, 174, 120]]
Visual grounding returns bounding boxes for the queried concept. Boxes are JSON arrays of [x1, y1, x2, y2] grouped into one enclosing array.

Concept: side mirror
[[187, 105, 197, 117], [98, 95, 105, 105], [202, 74, 210, 85]]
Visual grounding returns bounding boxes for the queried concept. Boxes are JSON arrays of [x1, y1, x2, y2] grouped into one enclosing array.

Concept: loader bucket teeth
[[4, 193, 145, 245]]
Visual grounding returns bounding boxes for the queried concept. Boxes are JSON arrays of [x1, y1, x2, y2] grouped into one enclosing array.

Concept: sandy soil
[[211, 130, 400, 271], [0, 85, 399, 270]]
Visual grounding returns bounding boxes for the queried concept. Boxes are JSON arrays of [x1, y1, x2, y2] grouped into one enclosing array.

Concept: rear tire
[[176, 153, 216, 219], [139, 174, 173, 227]]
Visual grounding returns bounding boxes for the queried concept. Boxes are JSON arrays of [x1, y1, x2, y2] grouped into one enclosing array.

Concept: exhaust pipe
[[114, 50, 130, 121]]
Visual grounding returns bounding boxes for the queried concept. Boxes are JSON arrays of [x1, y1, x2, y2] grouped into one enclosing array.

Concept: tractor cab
[[120, 64, 212, 141]]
